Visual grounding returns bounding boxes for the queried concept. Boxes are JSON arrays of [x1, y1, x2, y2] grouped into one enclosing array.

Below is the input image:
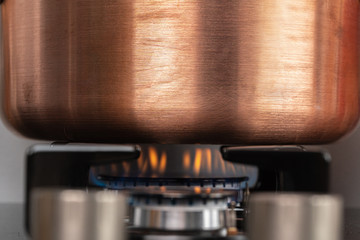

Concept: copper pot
[[1, 0, 359, 144]]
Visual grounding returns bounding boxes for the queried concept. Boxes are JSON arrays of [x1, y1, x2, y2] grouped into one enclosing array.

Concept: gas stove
[[24, 143, 337, 240], [1, 0, 359, 239]]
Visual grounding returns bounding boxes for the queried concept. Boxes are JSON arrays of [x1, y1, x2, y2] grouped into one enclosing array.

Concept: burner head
[[128, 188, 236, 236]]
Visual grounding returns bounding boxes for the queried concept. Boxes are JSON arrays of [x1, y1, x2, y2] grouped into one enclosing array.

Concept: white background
[[0, 120, 38, 203], [0, 118, 360, 207]]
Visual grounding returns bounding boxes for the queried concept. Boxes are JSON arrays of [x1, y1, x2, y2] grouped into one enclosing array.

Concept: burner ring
[[93, 176, 248, 204], [130, 188, 234, 201]]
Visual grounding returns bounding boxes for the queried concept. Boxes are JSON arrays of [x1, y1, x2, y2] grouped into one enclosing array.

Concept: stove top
[[22, 143, 341, 239]]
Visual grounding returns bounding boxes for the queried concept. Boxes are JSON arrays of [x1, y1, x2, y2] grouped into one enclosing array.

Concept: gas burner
[[129, 187, 235, 205], [94, 176, 248, 203], [25, 143, 331, 239], [96, 176, 249, 189], [127, 188, 239, 238]]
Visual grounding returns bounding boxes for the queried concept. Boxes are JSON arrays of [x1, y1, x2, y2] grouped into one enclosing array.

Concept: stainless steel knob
[[31, 189, 127, 240], [248, 193, 343, 240]]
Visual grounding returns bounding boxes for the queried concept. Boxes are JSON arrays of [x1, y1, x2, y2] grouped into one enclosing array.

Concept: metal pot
[[1, 0, 359, 144]]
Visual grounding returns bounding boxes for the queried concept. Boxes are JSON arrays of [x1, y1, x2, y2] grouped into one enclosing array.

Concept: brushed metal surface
[[132, 206, 228, 231], [1, 0, 359, 144], [3, 204, 360, 240], [248, 193, 343, 240], [31, 189, 127, 240]]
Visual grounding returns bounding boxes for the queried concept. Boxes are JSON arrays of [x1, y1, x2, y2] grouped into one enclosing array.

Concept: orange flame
[[149, 146, 159, 171], [146, 147, 168, 177], [194, 186, 201, 194], [159, 152, 167, 174], [193, 149, 202, 176], [95, 145, 251, 179], [183, 150, 191, 170], [181, 147, 238, 177], [206, 149, 212, 172]]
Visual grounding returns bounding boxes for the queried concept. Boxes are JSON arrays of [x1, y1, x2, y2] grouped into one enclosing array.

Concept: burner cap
[[128, 189, 234, 235]]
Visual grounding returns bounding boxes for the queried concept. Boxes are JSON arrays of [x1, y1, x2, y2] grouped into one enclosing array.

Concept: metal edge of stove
[[27, 143, 140, 154]]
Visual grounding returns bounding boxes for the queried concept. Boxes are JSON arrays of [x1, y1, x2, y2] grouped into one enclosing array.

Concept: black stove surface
[[1, 203, 359, 240]]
